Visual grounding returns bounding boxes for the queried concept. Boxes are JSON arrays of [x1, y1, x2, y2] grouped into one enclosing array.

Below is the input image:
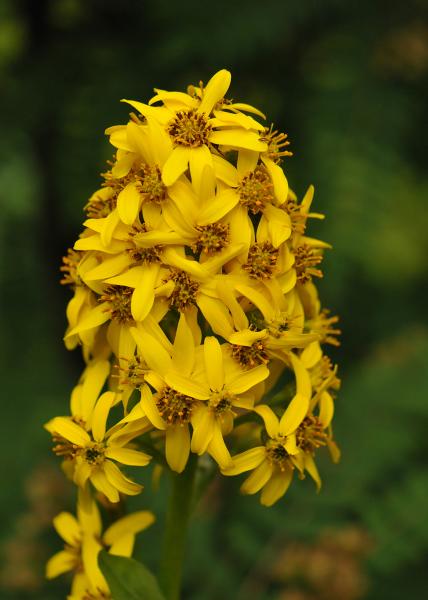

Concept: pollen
[[99, 285, 134, 323], [266, 440, 291, 471], [310, 355, 341, 391], [83, 442, 106, 465], [307, 309, 341, 346], [167, 269, 199, 311], [193, 223, 230, 254], [167, 109, 211, 147], [136, 164, 167, 203], [294, 244, 323, 283], [231, 341, 269, 368], [296, 416, 328, 453], [60, 249, 83, 287], [238, 165, 274, 214], [208, 392, 234, 414], [156, 386, 194, 425], [243, 241, 279, 280], [117, 355, 148, 388], [84, 190, 117, 219], [262, 124, 293, 162]]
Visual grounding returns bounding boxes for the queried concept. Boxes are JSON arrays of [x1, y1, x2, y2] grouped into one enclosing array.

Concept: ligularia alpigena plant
[[46, 70, 341, 600]]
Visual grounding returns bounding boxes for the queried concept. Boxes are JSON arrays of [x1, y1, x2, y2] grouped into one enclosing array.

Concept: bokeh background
[[1, 0, 428, 598]]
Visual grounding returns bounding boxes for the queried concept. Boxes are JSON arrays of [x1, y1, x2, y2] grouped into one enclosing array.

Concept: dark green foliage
[[99, 551, 165, 600]]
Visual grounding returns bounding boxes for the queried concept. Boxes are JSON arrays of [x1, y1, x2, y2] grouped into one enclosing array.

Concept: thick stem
[[159, 454, 198, 600]]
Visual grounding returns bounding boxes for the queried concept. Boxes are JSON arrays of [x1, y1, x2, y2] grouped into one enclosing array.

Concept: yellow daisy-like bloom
[[47, 493, 154, 599], [46, 390, 152, 503]]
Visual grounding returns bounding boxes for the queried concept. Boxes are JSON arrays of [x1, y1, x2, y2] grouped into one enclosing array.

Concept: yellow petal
[[235, 284, 275, 322], [227, 364, 269, 395], [165, 372, 209, 400], [162, 146, 190, 186], [212, 154, 239, 186], [198, 69, 231, 114], [117, 182, 141, 225], [260, 468, 293, 506], [207, 424, 232, 469], [222, 447, 266, 475], [46, 550, 77, 579], [165, 425, 190, 473], [241, 461, 273, 494], [130, 328, 172, 375], [172, 313, 195, 376], [196, 295, 234, 339], [131, 264, 159, 322], [90, 468, 120, 503], [189, 145, 213, 196], [80, 360, 110, 422], [103, 511, 155, 546], [46, 417, 90, 446], [100, 208, 120, 247], [300, 341, 322, 369], [253, 405, 279, 438], [197, 189, 239, 225], [105, 447, 151, 466], [191, 407, 215, 454], [228, 329, 266, 346], [262, 156, 288, 205], [103, 460, 143, 496], [81, 534, 106, 593], [84, 253, 132, 281], [140, 385, 166, 430], [209, 129, 267, 152], [65, 303, 110, 338], [52, 512, 81, 546], [204, 336, 224, 391], [279, 393, 309, 436], [237, 148, 259, 177], [304, 454, 321, 491], [290, 353, 312, 399], [319, 391, 334, 427], [91, 392, 115, 442]]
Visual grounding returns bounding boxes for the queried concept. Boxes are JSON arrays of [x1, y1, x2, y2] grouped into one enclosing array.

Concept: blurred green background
[[1, 0, 427, 598]]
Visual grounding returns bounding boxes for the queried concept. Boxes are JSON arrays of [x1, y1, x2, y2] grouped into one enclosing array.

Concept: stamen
[[310, 356, 341, 391], [283, 196, 307, 234], [238, 166, 274, 214], [156, 386, 193, 425], [306, 309, 341, 346], [208, 392, 234, 414], [231, 341, 269, 368], [243, 241, 278, 280], [99, 286, 134, 324], [193, 223, 230, 254], [117, 355, 148, 388], [84, 191, 116, 219], [136, 164, 167, 203], [294, 244, 323, 283], [296, 416, 328, 453], [83, 443, 105, 465], [167, 270, 199, 311], [266, 440, 292, 471], [60, 249, 83, 287], [167, 109, 211, 147], [262, 124, 293, 162]]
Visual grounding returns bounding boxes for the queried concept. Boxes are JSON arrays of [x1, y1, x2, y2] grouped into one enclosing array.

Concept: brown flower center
[[193, 223, 230, 254], [238, 165, 274, 214], [167, 270, 199, 310], [100, 285, 134, 324], [294, 244, 323, 283], [167, 109, 211, 147], [243, 241, 279, 280], [231, 341, 269, 368], [156, 387, 194, 425], [296, 416, 328, 453]]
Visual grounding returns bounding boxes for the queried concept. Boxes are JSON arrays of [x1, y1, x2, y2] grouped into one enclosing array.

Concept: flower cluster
[[47, 70, 340, 597]]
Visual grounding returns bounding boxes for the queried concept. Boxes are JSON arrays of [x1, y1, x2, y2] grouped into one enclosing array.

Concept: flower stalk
[[159, 455, 198, 600]]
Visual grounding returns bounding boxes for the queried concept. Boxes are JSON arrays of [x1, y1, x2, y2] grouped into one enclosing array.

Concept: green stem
[[159, 454, 198, 600]]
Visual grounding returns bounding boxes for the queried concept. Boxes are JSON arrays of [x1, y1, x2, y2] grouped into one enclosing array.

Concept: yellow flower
[[166, 336, 270, 468], [46, 391, 152, 503], [122, 70, 268, 187], [47, 494, 154, 598]]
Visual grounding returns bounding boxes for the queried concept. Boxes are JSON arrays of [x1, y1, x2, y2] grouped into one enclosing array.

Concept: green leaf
[[98, 551, 165, 600]]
